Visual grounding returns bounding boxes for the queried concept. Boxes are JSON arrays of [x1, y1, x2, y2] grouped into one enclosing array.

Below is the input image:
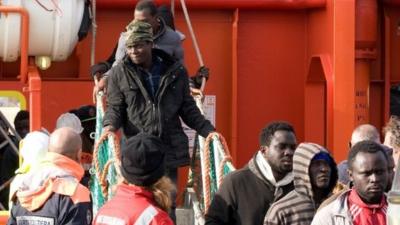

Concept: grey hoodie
[[111, 18, 184, 73]]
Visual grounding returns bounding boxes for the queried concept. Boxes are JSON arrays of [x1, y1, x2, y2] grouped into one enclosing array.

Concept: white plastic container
[[0, 0, 85, 62]]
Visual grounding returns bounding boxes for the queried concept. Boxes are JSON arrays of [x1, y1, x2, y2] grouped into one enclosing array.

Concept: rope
[[217, 156, 232, 186], [179, 0, 207, 92], [213, 134, 233, 188], [100, 159, 118, 199], [34, 0, 63, 15], [202, 132, 217, 213], [92, 131, 121, 198], [90, 0, 97, 67], [170, 0, 175, 17]]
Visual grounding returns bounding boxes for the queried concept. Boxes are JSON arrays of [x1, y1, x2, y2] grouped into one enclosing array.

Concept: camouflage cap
[[125, 20, 153, 46]]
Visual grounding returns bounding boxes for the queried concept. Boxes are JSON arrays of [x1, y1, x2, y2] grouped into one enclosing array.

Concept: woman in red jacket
[[94, 133, 175, 225]]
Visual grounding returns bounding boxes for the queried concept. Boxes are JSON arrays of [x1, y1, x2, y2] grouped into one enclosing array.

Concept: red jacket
[[94, 183, 173, 225], [348, 189, 387, 225]]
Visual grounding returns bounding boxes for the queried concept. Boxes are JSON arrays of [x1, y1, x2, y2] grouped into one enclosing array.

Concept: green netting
[[187, 133, 236, 212], [208, 144, 218, 198], [89, 98, 119, 215]]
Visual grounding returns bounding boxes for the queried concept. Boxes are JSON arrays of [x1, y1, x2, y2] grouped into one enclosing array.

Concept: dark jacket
[[104, 49, 214, 168], [0, 135, 18, 209], [264, 143, 338, 225], [7, 152, 92, 225], [205, 153, 294, 225]]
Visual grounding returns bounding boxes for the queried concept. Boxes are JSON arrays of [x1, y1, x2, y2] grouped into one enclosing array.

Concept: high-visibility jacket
[[94, 183, 173, 225], [7, 152, 92, 225]]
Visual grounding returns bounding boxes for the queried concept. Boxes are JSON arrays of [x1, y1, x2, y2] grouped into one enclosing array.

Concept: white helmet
[[56, 113, 84, 134]]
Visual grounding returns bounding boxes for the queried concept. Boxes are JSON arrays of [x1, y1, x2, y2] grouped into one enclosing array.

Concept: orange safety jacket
[[7, 152, 92, 225]]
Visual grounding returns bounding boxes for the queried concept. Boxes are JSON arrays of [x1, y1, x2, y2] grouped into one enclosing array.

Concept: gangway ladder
[[0, 111, 21, 210]]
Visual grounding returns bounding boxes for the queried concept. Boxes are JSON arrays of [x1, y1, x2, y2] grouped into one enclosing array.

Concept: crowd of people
[[0, 0, 399, 225], [1, 114, 398, 225]]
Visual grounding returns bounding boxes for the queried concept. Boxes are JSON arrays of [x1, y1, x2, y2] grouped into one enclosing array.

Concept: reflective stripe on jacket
[[94, 184, 173, 225]]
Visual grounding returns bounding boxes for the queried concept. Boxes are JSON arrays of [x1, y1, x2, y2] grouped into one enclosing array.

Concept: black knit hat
[[120, 133, 165, 186]]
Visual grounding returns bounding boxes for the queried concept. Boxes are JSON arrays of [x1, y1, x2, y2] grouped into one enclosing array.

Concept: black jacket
[[104, 49, 214, 167], [205, 154, 294, 225], [8, 194, 92, 225]]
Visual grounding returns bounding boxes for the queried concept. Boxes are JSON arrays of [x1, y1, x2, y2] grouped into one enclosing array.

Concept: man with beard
[[312, 140, 389, 225], [205, 121, 296, 225], [264, 143, 338, 225]]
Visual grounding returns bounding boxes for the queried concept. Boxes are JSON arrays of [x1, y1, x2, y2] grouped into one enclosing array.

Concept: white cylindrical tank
[[0, 0, 85, 62]]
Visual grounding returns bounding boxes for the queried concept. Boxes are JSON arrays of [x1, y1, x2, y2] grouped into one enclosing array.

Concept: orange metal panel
[[354, 61, 371, 124], [236, 11, 307, 167], [307, 1, 334, 150], [354, 0, 377, 127], [231, 9, 239, 165], [175, 10, 234, 156], [370, 83, 384, 130], [384, 16, 390, 122], [40, 81, 94, 131], [332, 0, 355, 161], [305, 83, 326, 144], [305, 55, 333, 148], [385, 7, 400, 82]]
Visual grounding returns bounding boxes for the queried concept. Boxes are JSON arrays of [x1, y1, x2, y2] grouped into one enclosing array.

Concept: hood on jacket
[[293, 143, 338, 201], [12, 152, 85, 211], [154, 18, 167, 41]]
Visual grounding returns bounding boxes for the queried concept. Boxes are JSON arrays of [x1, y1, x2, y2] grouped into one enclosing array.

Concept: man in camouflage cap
[[125, 20, 153, 45], [91, 0, 210, 102], [124, 21, 154, 68], [103, 20, 215, 223]]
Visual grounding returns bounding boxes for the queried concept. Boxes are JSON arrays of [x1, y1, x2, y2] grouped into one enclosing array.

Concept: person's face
[[134, 9, 159, 31], [126, 41, 153, 66], [15, 119, 29, 138], [309, 159, 332, 189], [349, 151, 388, 204], [264, 130, 297, 175]]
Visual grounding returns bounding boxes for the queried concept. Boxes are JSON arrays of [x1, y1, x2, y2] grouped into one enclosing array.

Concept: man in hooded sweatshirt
[[205, 121, 297, 225], [311, 140, 389, 225], [7, 127, 92, 225], [264, 143, 338, 225]]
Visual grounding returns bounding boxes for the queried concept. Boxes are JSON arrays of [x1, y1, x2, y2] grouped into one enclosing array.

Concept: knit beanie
[[120, 133, 165, 186]]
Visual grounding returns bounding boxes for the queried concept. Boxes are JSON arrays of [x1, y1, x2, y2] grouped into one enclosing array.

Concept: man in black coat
[[205, 122, 296, 225], [103, 20, 214, 222]]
